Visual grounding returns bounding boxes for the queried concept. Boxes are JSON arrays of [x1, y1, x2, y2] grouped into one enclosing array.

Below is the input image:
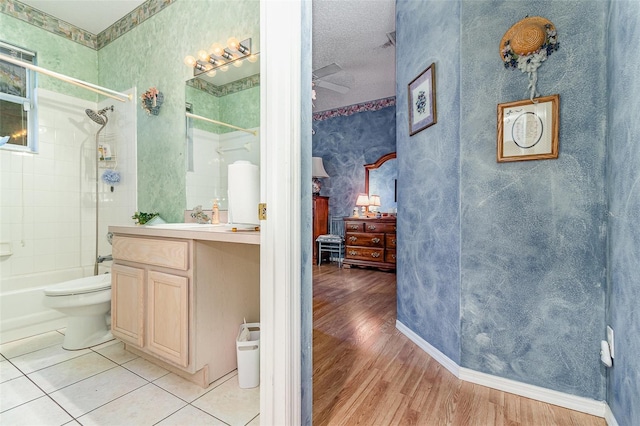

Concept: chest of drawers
[[343, 217, 396, 271]]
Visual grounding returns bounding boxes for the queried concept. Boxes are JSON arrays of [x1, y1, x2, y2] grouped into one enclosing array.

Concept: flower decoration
[[141, 87, 164, 116], [500, 17, 559, 101], [501, 25, 559, 72]]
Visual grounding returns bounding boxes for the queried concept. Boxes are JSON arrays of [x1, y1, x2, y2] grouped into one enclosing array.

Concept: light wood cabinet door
[[111, 264, 145, 347], [146, 271, 189, 368]]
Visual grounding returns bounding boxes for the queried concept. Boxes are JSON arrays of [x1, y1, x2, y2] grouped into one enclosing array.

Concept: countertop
[[108, 223, 260, 245]]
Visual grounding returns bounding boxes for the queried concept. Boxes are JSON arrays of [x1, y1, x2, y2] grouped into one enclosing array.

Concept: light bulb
[[247, 54, 258, 63], [197, 50, 209, 62], [207, 69, 217, 77], [227, 37, 240, 50], [210, 43, 224, 57], [233, 59, 243, 68], [183, 55, 197, 67]]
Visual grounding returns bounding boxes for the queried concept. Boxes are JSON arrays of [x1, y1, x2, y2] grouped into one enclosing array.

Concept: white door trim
[[260, 1, 303, 423]]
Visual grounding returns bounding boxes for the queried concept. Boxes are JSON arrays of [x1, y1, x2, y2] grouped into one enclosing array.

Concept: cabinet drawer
[[364, 222, 396, 233], [386, 233, 397, 248], [344, 221, 364, 232], [385, 249, 397, 264], [346, 247, 384, 262], [346, 232, 384, 248], [113, 236, 190, 271]]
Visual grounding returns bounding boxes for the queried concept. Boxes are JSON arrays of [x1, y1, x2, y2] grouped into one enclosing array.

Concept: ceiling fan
[[312, 63, 350, 94]]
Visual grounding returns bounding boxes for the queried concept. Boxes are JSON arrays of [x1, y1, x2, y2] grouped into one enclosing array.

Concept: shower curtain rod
[[186, 112, 258, 136], [0, 53, 132, 103]]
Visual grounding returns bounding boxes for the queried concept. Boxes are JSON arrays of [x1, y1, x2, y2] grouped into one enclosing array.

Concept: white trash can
[[236, 322, 260, 388]]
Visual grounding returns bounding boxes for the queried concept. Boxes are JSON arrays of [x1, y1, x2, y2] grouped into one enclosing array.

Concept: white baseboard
[[395, 320, 459, 377], [604, 404, 620, 426], [396, 320, 612, 420]]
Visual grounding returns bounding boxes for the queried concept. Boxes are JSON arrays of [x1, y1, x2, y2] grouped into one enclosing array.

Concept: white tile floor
[[0, 331, 260, 425]]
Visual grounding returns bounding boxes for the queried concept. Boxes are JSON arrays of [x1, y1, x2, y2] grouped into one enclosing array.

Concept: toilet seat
[[44, 274, 111, 297]]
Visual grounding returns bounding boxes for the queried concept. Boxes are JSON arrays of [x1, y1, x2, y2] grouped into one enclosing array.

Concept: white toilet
[[43, 274, 114, 350]]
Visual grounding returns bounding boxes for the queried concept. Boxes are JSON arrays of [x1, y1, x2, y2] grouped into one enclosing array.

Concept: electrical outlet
[[607, 326, 615, 359]]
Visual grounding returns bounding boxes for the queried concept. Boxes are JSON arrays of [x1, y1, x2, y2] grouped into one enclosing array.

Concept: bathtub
[[0, 265, 111, 344]]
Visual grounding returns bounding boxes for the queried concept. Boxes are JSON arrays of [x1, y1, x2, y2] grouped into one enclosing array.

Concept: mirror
[[185, 55, 260, 211], [365, 152, 397, 214]]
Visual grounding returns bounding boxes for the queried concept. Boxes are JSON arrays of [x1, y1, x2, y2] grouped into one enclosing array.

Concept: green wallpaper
[[186, 84, 221, 133], [0, 14, 98, 102], [98, 0, 259, 222], [1, 0, 260, 223], [219, 86, 260, 132]]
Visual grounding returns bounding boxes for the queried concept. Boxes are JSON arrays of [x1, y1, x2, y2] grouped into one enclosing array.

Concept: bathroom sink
[[146, 223, 227, 229]]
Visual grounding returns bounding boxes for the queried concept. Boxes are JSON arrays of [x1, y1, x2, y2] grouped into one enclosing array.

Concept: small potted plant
[[132, 211, 160, 225]]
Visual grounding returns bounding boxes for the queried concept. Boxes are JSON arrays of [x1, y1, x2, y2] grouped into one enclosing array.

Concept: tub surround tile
[[0, 375, 45, 412], [49, 366, 147, 418], [192, 377, 260, 425], [156, 404, 226, 425], [76, 383, 186, 426], [9, 344, 91, 375], [0, 331, 64, 359], [27, 352, 117, 393], [0, 395, 73, 426]]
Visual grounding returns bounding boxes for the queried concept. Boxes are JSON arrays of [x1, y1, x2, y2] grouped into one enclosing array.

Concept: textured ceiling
[[312, 0, 396, 112], [18, 0, 396, 112]]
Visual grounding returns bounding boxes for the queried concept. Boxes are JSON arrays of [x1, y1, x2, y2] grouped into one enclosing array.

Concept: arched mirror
[[365, 152, 397, 214]]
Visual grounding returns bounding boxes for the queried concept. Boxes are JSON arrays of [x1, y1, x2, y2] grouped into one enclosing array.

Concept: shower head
[[85, 105, 113, 126], [85, 109, 106, 125]]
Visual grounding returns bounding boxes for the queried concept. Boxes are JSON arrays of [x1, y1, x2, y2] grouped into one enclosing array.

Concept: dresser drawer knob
[[371, 252, 380, 258], [349, 225, 359, 230], [371, 237, 381, 244], [348, 250, 358, 256], [391, 239, 396, 245], [367, 225, 376, 231], [349, 236, 358, 243], [391, 254, 396, 260]]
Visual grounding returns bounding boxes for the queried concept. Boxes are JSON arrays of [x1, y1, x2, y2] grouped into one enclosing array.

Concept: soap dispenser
[[211, 199, 220, 224]]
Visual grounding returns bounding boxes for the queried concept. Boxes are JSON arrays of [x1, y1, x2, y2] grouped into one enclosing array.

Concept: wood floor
[[312, 265, 605, 426]]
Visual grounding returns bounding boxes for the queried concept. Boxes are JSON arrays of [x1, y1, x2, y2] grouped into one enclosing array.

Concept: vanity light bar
[[184, 38, 254, 76]]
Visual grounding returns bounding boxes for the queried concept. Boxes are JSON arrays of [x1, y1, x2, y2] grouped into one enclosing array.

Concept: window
[[0, 41, 37, 152]]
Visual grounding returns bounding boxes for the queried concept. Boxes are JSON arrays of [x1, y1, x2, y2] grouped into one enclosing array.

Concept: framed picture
[[497, 94, 560, 162], [408, 63, 437, 136]]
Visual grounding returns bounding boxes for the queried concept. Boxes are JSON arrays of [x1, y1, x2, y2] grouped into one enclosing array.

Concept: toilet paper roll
[[228, 161, 259, 225]]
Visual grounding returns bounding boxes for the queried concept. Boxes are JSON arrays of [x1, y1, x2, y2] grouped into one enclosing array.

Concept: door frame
[[260, 0, 304, 423]]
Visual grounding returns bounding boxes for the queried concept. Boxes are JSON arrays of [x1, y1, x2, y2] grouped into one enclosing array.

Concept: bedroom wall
[[312, 101, 396, 218], [396, 0, 608, 401]]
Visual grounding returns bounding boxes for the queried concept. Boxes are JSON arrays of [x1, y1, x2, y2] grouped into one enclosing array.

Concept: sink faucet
[[97, 254, 113, 263]]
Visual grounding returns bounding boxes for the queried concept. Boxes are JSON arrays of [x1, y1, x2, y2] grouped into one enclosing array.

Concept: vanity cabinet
[[110, 233, 259, 387], [343, 217, 396, 271]]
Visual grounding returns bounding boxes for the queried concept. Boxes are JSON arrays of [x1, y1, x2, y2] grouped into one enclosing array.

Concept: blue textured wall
[[607, 1, 640, 424], [460, 1, 607, 399], [396, 0, 462, 364], [312, 106, 396, 218], [396, 0, 608, 400]]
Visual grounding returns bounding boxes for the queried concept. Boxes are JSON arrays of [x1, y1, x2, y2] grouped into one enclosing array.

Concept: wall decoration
[[497, 94, 559, 162], [408, 63, 436, 136], [141, 87, 163, 116], [500, 16, 559, 101]]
